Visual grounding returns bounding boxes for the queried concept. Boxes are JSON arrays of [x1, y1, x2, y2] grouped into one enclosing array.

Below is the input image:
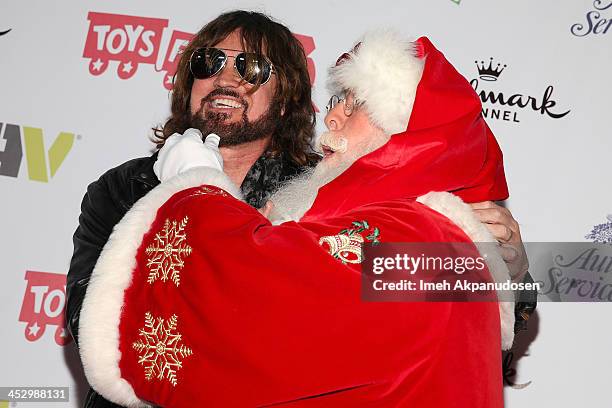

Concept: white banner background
[[1, 1, 610, 406]]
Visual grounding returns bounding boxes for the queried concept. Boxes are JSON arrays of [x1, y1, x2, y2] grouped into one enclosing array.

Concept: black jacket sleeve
[[65, 155, 158, 408], [514, 272, 538, 333], [66, 173, 128, 346], [65, 155, 158, 348]]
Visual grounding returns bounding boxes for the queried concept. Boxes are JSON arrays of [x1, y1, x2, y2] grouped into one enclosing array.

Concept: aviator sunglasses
[[189, 47, 275, 85]]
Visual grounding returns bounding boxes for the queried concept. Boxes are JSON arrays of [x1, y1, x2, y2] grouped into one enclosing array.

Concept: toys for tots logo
[[18, 271, 71, 346], [83, 12, 168, 80], [470, 57, 571, 124], [83, 11, 317, 91]]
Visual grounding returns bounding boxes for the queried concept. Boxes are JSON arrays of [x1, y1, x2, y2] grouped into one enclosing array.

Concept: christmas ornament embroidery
[[319, 220, 380, 264], [132, 312, 194, 387], [146, 216, 192, 286], [585, 215, 612, 244]]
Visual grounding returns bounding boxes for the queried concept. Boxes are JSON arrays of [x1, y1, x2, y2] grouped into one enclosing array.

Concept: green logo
[[0, 123, 75, 182]]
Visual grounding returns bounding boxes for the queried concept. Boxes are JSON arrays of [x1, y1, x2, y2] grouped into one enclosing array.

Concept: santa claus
[[78, 31, 515, 407]]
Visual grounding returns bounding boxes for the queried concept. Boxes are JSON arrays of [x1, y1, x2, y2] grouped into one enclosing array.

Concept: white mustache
[[318, 131, 348, 153]]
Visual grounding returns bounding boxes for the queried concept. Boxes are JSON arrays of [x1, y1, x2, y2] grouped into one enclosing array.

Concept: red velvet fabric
[[114, 37, 506, 407], [302, 37, 508, 223], [118, 187, 502, 407]]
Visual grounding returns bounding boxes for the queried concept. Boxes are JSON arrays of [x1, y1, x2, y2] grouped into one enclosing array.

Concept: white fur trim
[[327, 29, 424, 135], [78, 167, 242, 407], [417, 192, 515, 350]]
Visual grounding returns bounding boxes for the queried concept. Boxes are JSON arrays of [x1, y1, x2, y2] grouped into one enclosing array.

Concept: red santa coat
[[78, 36, 513, 408]]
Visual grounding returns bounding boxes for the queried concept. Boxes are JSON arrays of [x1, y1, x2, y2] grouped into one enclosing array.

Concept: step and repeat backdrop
[[1, 1, 610, 406]]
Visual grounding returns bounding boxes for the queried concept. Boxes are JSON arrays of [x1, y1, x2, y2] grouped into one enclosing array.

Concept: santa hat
[[327, 30, 424, 135]]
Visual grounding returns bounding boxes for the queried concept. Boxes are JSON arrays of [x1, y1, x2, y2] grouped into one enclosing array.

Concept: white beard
[[268, 131, 389, 224]]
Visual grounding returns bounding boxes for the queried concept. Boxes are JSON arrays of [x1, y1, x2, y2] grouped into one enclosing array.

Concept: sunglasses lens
[[190, 48, 226, 79], [235, 53, 272, 85]]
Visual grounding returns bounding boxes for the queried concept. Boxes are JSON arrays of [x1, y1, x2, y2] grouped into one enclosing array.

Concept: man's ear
[[280, 105, 285, 116]]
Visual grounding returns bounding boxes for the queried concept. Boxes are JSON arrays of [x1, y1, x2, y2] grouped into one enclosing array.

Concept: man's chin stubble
[[189, 103, 280, 147]]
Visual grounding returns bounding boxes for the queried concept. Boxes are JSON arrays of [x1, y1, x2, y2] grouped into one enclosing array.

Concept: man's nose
[[213, 60, 241, 88], [324, 105, 348, 131]]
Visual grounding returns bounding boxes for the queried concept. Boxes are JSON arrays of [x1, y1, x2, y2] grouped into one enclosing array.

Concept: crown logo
[[475, 57, 507, 81]]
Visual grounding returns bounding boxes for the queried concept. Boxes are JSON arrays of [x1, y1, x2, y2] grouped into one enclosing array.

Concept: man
[[79, 30, 518, 407], [67, 11, 317, 407], [68, 11, 532, 407]]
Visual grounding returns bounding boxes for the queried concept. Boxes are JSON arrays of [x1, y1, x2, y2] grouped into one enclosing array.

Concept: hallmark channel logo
[[470, 57, 570, 123], [586, 215, 612, 243], [83, 11, 317, 91], [475, 58, 506, 81], [571, 0, 611, 37], [18, 271, 72, 346], [0, 122, 75, 182]]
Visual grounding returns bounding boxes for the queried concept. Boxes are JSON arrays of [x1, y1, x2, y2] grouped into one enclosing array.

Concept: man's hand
[[153, 128, 223, 182], [470, 201, 529, 282]]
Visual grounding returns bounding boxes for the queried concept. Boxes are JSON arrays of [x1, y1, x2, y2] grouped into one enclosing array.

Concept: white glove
[[153, 128, 223, 182]]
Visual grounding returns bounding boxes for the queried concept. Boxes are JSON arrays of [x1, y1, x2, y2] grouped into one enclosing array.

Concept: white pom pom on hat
[[327, 30, 425, 135]]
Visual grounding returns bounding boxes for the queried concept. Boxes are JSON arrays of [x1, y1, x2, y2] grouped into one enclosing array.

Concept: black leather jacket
[[67, 153, 536, 407], [67, 155, 159, 408]]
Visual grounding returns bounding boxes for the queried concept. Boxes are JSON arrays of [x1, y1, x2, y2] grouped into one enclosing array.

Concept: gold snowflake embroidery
[[132, 312, 193, 387], [146, 216, 192, 286]]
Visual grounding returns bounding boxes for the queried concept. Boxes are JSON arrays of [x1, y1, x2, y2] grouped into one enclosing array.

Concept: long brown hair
[[153, 10, 318, 166]]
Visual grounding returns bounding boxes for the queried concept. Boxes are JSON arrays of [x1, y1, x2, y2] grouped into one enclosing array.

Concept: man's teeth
[[211, 98, 243, 108]]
